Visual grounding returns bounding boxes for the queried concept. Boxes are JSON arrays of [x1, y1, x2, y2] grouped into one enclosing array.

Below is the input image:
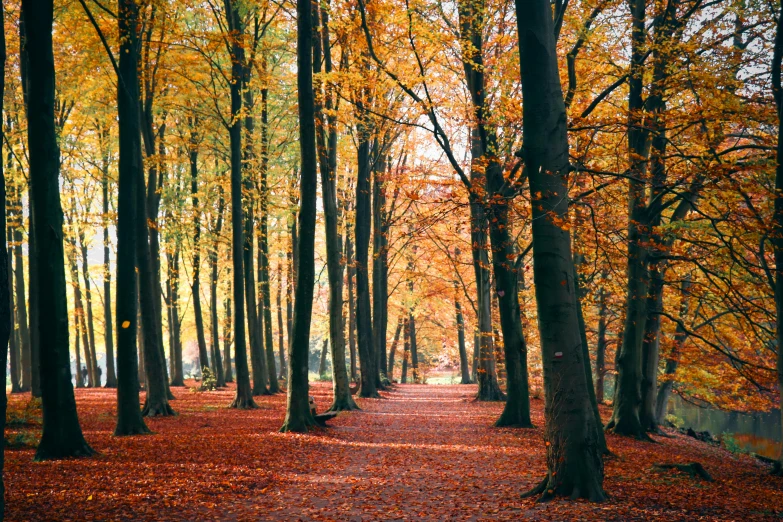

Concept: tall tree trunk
[[79, 233, 99, 385], [167, 246, 185, 386], [372, 156, 389, 383], [209, 190, 225, 387], [318, 338, 328, 379], [401, 316, 409, 383], [74, 310, 84, 388], [280, 0, 319, 431], [226, 0, 256, 409], [516, 0, 604, 499], [454, 280, 470, 385], [314, 3, 356, 410], [276, 259, 286, 379], [471, 199, 503, 400], [346, 233, 357, 381], [0, 13, 11, 512], [387, 316, 402, 382], [355, 94, 378, 398], [606, 0, 650, 440], [189, 134, 211, 375], [114, 0, 150, 436], [68, 238, 94, 387], [595, 283, 608, 404], [259, 59, 279, 393], [23, 0, 94, 458], [655, 273, 691, 423], [774, 0, 783, 472], [639, 262, 664, 432], [101, 149, 117, 388], [13, 184, 30, 393], [223, 293, 234, 382], [7, 240, 19, 392]]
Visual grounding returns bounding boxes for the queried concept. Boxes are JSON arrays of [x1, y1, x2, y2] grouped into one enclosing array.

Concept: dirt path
[[4, 381, 780, 520]]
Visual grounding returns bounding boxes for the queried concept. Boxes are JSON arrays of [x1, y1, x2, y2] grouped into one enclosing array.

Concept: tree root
[[279, 414, 322, 433], [229, 395, 259, 409], [34, 440, 96, 461], [252, 388, 272, 397], [142, 401, 177, 417], [522, 474, 606, 502], [327, 396, 360, 412], [652, 462, 713, 482]]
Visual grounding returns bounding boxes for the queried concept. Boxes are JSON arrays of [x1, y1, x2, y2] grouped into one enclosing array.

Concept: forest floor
[[4, 380, 783, 521]]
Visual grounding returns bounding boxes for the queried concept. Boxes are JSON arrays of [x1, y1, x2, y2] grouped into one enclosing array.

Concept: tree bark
[[189, 131, 211, 376], [167, 245, 185, 386], [595, 283, 608, 404], [318, 338, 329, 379], [0, 13, 11, 512], [24, 0, 94, 458], [101, 143, 117, 388], [281, 0, 319, 431], [276, 259, 286, 379], [516, 0, 605, 500], [226, 0, 256, 409], [346, 232, 357, 381], [372, 156, 389, 384], [655, 274, 692, 423], [314, 3, 356, 410], [354, 93, 378, 398], [401, 316, 409, 383], [79, 233, 99, 385], [387, 316, 402, 382], [223, 293, 234, 383], [454, 280, 471, 384], [209, 189, 225, 387]]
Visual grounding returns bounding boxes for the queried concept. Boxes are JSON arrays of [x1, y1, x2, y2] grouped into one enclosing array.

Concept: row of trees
[[0, 0, 781, 509]]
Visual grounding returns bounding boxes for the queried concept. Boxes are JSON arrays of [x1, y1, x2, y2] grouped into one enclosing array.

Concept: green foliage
[[665, 414, 684, 429], [199, 366, 218, 391], [5, 430, 40, 449], [6, 398, 43, 427], [721, 432, 747, 455]]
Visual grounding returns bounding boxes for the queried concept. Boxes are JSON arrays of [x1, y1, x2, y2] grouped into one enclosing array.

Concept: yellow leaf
[[121, 321, 130, 329]]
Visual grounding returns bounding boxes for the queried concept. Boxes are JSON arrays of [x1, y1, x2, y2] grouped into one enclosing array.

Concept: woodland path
[[4, 381, 782, 520]]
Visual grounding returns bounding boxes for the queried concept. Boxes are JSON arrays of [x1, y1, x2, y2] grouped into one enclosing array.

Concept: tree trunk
[[280, 0, 319, 431], [640, 262, 664, 432], [7, 240, 19, 393], [401, 316, 409, 384], [101, 151, 117, 388], [595, 283, 607, 404], [346, 233, 357, 381], [471, 200, 503, 400], [11, 181, 30, 392], [387, 316, 402, 382], [372, 156, 389, 383], [0, 14, 11, 512], [23, 0, 94, 458], [313, 4, 356, 410], [516, 0, 604, 499], [655, 274, 692, 423], [774, 0, 783, 473], [225, 0, 256, 410], [318, 338, 329, 379], [223, 293, 234, 383], [167, 246, 185, 386], [189, 137, 211, 376], [606, 0, 650, 440], [454, 281, 470, 385], [259, 63, 279, 394], [79, 233, 99, 386], [28, 188, 40, 398], [209, 190, 225, 387], [276, 260, 286, 379], [68, 238, 93, 387], [74, 311, 83, 388], [409, 310, 419, 383], [354, 97, 378, 398]]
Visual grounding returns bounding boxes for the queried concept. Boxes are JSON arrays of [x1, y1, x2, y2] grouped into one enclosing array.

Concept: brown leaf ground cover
[[4, 381, 782, 521]]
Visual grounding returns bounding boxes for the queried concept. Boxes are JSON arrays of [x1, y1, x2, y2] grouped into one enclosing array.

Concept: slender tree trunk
[[314, 4, 355, 410], [74, 312, 83, 388], [102, 153, 117, 388], [655, 274, 691, 423], [209, 191, 225, 387], [7, 240, 20, 392], [226, 0, 256, 409], [68, 239, 94, 387], [168, 247, 185, 386], [774, 1, 783, 471], [516, 0, 604, 499], [606, 0, 650, 440], [223, 293, 234, 383], [639, 262, 664, 432], [259, 61, 279, 393], [13, 184, 30, 393], [318, 338, 329, 378], [189, 138, 211, 375], [595, 284, 608, 404], [372, 156, 389, 383], [79, 234, 99, 385], [346, 233, 357, 381], [0, 15, 11, 511], [454, 281, 470, 384], [28, 188, 40, 398], [276, 260, 286, 379], [24, 0, 94, 458], [471, 200, 503, 400], [401, 316, 409, 383], [355, 98, 377, 398], [280, 0, 319, 431], [387, 316, 402, 382]]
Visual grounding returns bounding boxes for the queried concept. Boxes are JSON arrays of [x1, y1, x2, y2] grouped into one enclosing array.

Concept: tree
[[280, 0, 319, 432], [516, 0, 604, 500], [24, 0, 94, 459]]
